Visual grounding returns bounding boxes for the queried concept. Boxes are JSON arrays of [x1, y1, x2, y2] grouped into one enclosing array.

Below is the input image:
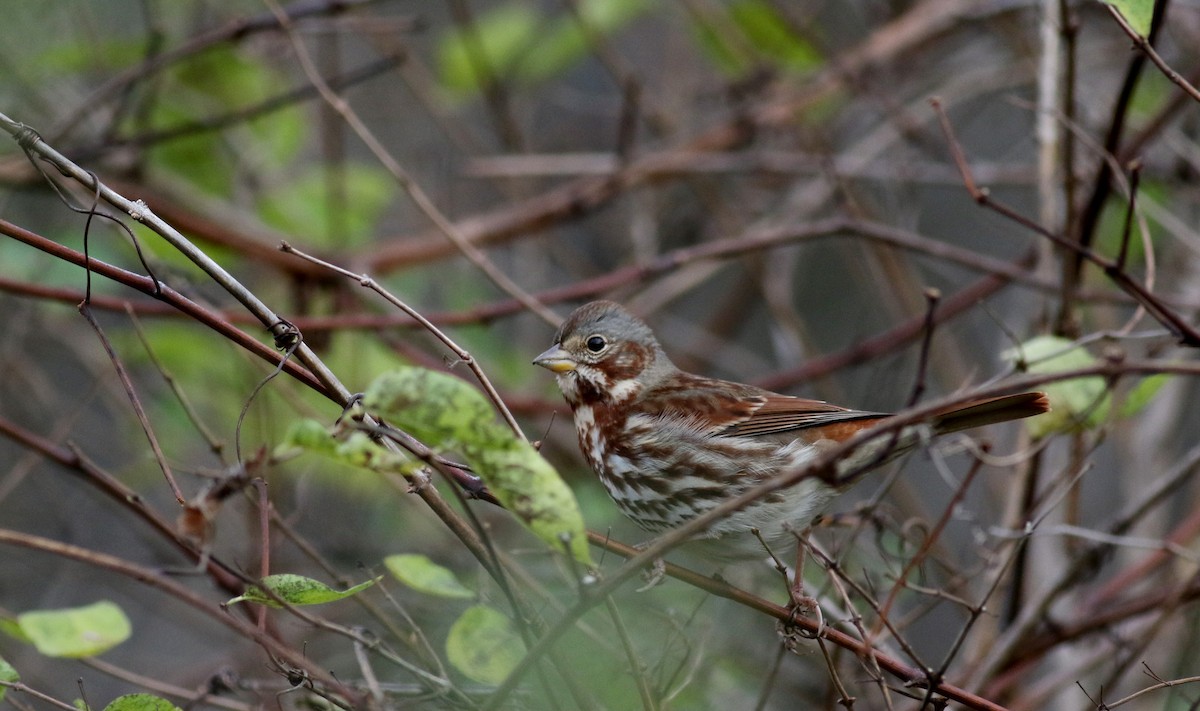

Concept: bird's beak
[[533, 344, 576, 373]]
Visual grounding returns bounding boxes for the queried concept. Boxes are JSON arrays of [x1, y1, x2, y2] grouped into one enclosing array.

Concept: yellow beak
[[533, 344, 577, 373]]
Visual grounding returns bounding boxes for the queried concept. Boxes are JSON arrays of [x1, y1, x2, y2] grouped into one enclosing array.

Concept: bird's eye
[[585, 335, 607, 353]]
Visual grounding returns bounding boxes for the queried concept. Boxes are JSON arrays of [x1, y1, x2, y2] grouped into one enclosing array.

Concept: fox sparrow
[[534, 300, 1049, 550]]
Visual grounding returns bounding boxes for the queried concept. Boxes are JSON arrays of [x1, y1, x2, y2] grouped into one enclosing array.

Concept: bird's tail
[[930, 392, 1051, 436]]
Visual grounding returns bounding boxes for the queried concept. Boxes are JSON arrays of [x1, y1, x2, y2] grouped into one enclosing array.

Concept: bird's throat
[[559, 367, 642, 406]]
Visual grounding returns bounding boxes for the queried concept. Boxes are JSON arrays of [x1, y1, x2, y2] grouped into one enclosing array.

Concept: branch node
[[127, 199, 151, 222]]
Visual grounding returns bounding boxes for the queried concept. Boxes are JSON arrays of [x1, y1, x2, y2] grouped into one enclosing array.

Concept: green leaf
[[519, 0, 650, 85], [102, 694, 183, 711], [276, 418, 341, 456], [276, 419, 414, 473], [227, 574, 381, 608], [730, 1, 820, 70], [277, 418, 340, 454], [145, 110, 229, 196], [694, 0, 821, 75], [249, 109, 306, 169], [1120, 372, 1168, 417], [1094, 179, 1165, 265], [1007, 335, 1108, 436], [171, 47, 278, 106], [437, 3, 541, 93], [143, 48, 305, 196], [436, 0, 650, 95], [0, 617, 29, 643], [446, 605, 523, 685], [1104, 0, 1153, 36], [573, 0, 649, 30], [0, 655, 18, 702], [363, 368, 594, 568], [365, 369, 495, 444], [17, 601, 131, 658], [385, 554, 476, 599], [34, 39, 144, 74]]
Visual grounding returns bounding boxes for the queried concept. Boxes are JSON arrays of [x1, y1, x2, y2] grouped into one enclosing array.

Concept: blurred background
[[2, 0, 1199, 708]]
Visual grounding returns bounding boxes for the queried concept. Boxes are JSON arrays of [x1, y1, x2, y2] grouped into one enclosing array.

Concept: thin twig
[[78, 304, 185, 504], [1106, 4, 1200, 105], [1103, 666, 1200, 709], [261, 0, 559, 326], [89, 55, 405, 156], [0, 217, 328, 395], [0, 528, 360, 705], [126, 305, 227, 461], [930, 98, 1200, 346], [905, 287, 941, 409], [48, 0, 382, 142], [279, 241, 525, 438], [877, 449, 987, 627], [603, 596, 660, 711]]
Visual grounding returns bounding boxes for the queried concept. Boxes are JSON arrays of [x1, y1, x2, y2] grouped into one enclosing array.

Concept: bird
[[533, 300, 1049, 553]]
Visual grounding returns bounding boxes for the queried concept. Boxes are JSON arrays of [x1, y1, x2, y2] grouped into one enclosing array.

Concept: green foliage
[[1129, 69, 1173, 122], [1104, 0, 1154, 35], [385, 554, 476, 599], [363, 367, 594, 568], [437, 0, 650, 95], [102, 694, 183, 711], [143, 108, 230, 196], [1093, 179, 1165, 267], [226, 573, 381, 608], [445, 605, 523, 685], [0, 655, 17, 702], [523, 0, 650, 84], [34, 38, 146, 75], [171, 48, 277, 108], [256, 164, 395, 247], [1119, 373, 1168, 417], [145, 48, 305, 196], [694, 0, 821, 75], [1009, 335, 1107, 436], [324, 330, 415, 393], [0, 618, 27, 643], [14, 601, 131, 658], [1007, 335, 1166, 437], [438, 3, 536, 93], [277, 418, 415, 474]]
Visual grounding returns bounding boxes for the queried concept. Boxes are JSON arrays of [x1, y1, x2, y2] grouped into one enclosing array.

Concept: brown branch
[[263, 0, 560, 326], [0, 528, 362, 706], [561, 532, 1010, 711], [446, 0, 524, 150], [90, 55, 406, 156], [280, 241, 526, 437], [757, 246, 1038, 390], [931, 98, 1200, 346], [362, 0, 996, 273], [1066, 0, 1168, 325], [106, 181, 336, 279], [79, 303, 186, 504], [0, 415, 244, 592], [0, 217, 329, 394], [48, 0, 385, 142], [1105, 4, 1200, 106]]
